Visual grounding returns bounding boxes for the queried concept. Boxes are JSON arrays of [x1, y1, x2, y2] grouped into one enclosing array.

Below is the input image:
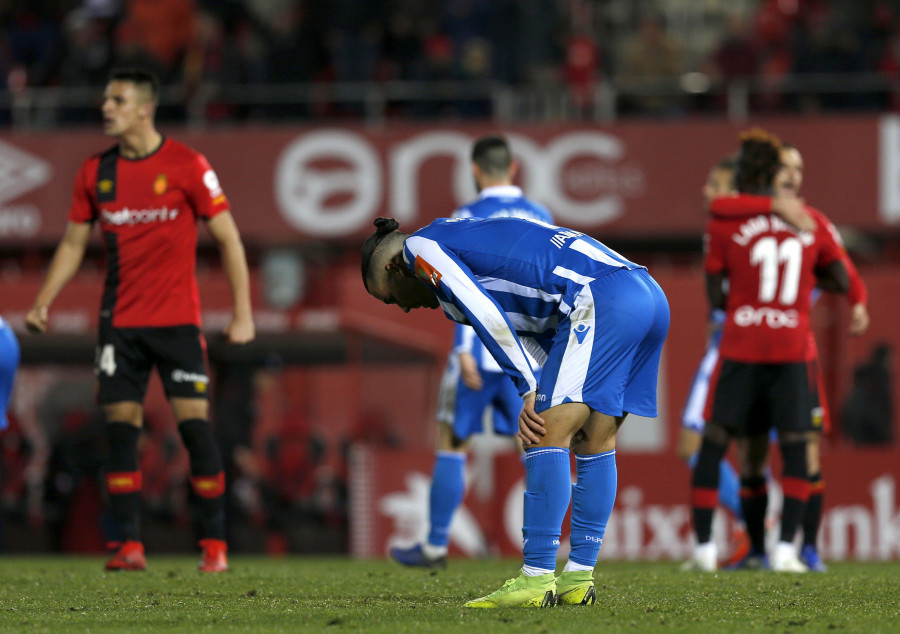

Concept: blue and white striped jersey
[[450, 185, 553, 373], [403, 216, 643, 396]]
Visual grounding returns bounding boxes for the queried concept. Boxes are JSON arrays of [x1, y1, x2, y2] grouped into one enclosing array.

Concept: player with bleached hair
[[362, 214, 669, 607]]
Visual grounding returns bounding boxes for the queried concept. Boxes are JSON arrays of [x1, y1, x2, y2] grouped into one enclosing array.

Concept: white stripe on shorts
[[550, 284, 595, 407]]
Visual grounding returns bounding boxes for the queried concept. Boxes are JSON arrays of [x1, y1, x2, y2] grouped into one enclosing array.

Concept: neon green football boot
[[555, 570, 596, 605], [463, 571, 556, 608]]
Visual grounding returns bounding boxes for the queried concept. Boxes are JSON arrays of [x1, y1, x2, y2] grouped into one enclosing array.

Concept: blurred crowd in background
[[5, 0, 900, 122]]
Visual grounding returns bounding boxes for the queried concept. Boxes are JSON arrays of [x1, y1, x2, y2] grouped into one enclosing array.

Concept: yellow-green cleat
[[555, 570, 596, 605], [463, 571, 556, 608]]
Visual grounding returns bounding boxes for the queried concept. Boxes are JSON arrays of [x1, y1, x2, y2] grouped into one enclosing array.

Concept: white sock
[[422, 543, 448, 559], [563, 560, 594, 573], [522, 564, 554, 577]]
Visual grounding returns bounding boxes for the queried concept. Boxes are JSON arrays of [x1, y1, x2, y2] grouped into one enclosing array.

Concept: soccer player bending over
[[26, 68, 255, 573], [390, 135, 552, 569], [362, 214, 669, 607]]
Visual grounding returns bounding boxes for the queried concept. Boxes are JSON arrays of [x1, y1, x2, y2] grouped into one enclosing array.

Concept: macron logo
[[101, 206, 179, 226]]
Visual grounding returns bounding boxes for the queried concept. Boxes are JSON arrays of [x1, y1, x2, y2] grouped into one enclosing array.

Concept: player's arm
[[454, 324, 483, 391], [25, 222, 92, 333], [810, 211, 850, 295], [709, 193, 815, 232], [811, 209, 868, 334], [703, 220, 728, 311], [206, 211, 255, 344]]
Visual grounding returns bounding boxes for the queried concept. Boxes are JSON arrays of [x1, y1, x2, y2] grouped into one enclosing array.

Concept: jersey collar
[[478, 185, 522, 199]]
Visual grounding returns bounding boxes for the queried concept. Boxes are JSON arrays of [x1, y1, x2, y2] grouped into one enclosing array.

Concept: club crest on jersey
[[573, 323, 591, 344], [98, 179, 114, 194], [153, 174, 168, 195], [414, 256, 442, 288]]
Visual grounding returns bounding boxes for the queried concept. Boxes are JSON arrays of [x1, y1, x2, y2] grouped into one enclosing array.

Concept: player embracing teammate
[[689, 129, 851, 572]]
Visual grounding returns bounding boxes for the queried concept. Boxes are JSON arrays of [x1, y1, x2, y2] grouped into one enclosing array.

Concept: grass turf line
[[0, 557, 897, 633]]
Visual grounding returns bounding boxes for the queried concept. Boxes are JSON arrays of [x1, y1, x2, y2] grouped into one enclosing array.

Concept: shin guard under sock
[[178, 418, 226, 540], [105, 422, 142, 541]]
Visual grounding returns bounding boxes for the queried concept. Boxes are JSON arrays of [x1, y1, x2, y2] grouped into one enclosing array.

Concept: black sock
[[178, 418, 226, 540], [739, 476, 768, 554], [803, 472, 823, 547], [779, 441, 809, 543], [691, 439, 727, 544], [105, 422, 142, 542]]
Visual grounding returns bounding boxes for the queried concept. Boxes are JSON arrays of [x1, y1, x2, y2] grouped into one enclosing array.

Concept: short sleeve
[[187, 152, 230, 220], [67, 161, 97, 223]]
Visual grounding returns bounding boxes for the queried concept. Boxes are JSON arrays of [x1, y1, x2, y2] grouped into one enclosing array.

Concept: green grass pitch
[[0, 556, 897, 633]]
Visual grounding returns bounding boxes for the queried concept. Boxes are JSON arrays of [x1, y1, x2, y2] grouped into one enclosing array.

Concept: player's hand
[[25, 306, 48, 334], [225, 316, 255, 344], [771, 195, 815, 233], [458, 352, 483, 390], [518, 392, 545, 447], [849, 303, 869, 336]]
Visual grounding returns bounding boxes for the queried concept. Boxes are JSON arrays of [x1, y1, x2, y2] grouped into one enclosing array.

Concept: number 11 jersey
[[704, 199, 844, 363]]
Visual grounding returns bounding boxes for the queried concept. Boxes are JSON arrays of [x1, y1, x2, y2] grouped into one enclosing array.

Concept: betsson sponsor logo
[[100, 206, 179, 226], [733, 305, 799, 328]]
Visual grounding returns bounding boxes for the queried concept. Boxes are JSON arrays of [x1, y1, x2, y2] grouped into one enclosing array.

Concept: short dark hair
[[361, 217, 401, 291], [108, 68, 160, 104], [735, 128, 781, 194], [471, 135, 511, 178]]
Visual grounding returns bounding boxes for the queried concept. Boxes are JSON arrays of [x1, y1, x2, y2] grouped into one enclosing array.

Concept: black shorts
[[95, 324, 209, 404], [709, 359, 815, 437]]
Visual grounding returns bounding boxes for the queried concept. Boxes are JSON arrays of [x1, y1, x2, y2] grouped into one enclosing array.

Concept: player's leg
[[557, 411, 623, 605], [770, 363, 812, 572], [393, 358, 486, 567], [96, 326, 150, 571], [155, 326, 227, 573], [801, 430, 827, 571], [801, 361, 828, 571], [689, 360, 754, 570], [464, 401, 589, 609], [556, 268, 666, 600], [735, 433, 770, 568]]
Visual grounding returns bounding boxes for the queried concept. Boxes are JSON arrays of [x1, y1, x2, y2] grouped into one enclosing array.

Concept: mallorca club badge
[[414, 256, 442, 288], [153, 174, 168, 196]]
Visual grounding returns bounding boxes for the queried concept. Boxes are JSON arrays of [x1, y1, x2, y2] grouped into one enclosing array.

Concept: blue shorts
[[436, 354, 521, 439], [535, 268, 669, 417], [0, 319, 21, 431]]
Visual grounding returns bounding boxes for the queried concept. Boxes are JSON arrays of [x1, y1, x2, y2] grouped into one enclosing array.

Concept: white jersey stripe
[[479, 277, 563, 303], [570, 238, 633, 269], [552, 266, 595, 286]]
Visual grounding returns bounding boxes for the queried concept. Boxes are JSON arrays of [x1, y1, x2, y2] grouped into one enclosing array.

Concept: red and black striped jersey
[[68, 137, 230, 328]]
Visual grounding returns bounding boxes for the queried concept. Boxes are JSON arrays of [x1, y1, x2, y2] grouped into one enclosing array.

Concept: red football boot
[[105, 540, 146, 571], [198, 539, 228, 573]]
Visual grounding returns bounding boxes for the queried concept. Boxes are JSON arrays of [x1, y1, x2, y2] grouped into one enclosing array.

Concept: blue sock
[[570, 450, 617, 567], [522, 447, 572, 571], [427, 451, 467, 547], [718, 459, 743, 521]]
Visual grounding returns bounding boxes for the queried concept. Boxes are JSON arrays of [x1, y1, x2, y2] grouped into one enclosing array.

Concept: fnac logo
[[273, 129, 645, 238]]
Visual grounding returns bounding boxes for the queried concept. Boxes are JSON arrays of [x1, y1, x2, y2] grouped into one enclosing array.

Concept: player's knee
[[103, 403, 143, 427]]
